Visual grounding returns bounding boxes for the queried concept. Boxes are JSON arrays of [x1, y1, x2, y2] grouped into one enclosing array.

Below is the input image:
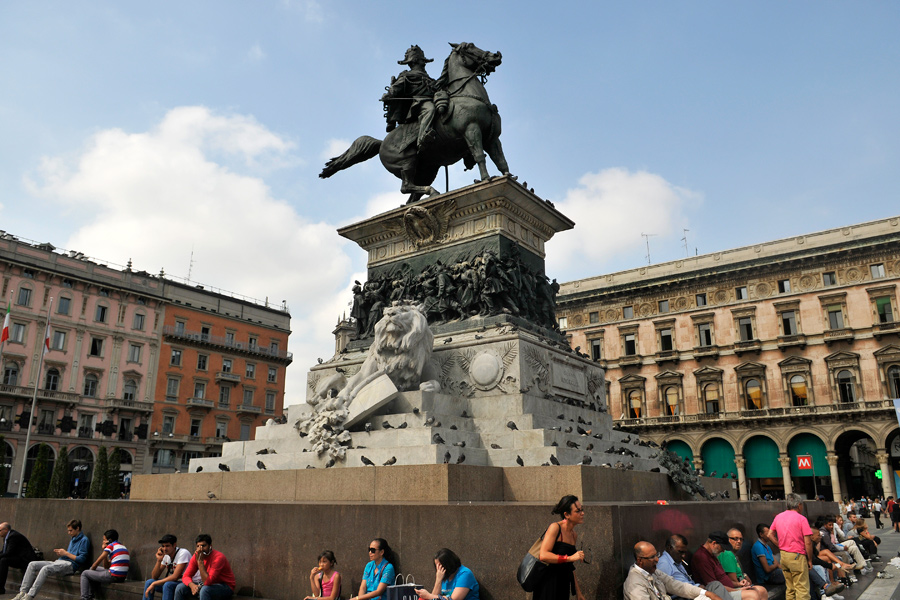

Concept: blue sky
[[2, 1, 898, 403]]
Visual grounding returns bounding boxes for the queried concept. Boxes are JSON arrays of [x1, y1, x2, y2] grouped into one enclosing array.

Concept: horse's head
[[449, 42, 502, 76]]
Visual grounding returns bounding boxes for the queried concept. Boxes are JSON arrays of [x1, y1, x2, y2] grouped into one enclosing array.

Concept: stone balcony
[[163, 325, 292, 364], [824, 327, 854, 343], [692, 345, 720, 359], [733, 339, 762, 355], [873, 320, 900, 339], [215, 371, 241, 383], [619, 354, 643, 367], [777, 334, 807, 350], [236, 404, 262, 415], [186, 397, 215, 409], [654, 350, 679, 364]]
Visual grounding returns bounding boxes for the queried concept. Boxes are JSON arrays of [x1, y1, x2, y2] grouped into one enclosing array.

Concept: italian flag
[[0, 304, 9, 344], [43, 323, 50, 353]]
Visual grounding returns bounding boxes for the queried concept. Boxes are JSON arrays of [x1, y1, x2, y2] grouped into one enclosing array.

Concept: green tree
[[48, 445, 70, 498], [89, 446, 108, 499], [25, 444, 51, 498], [0, 435, 10, 496], [105, 447, 121, 499]]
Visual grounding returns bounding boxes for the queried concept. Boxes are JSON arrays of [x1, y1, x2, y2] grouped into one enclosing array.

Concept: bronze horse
[[320, 42, 511, 203]]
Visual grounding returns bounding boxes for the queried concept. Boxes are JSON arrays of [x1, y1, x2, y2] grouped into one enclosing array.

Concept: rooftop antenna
[[641, 232, 657, 265], [187, 244, 195, 282], [682, 229, 690, 257]]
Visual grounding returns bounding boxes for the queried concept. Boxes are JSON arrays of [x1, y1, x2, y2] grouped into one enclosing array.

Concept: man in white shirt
[[624, 541, 723, 600], [144, 535, 192, 600]]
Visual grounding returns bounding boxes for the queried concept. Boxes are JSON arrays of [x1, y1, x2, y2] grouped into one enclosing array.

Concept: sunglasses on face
[[368, 547, 380, 553]]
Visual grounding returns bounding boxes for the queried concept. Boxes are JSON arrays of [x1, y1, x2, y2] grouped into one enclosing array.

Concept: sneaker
[[831, 594, 845, 600], [824, 582, 845, 596], [848, 575, 858, 583]]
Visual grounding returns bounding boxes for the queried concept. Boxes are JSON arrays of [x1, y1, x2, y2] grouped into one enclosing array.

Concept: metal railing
[[186, 397, 215, 408], [618, 399, 894, 427], [163, 326, 292, 361]]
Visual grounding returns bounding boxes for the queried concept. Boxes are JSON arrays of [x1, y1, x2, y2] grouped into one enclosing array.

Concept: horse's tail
[[319, 136, 382, 178]]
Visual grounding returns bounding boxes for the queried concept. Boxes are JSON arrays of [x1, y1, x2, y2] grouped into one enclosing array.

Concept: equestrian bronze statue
[[319, 42, 511, 203]]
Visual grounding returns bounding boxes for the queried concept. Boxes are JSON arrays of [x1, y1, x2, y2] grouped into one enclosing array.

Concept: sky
[[2, 2, 898, 405]]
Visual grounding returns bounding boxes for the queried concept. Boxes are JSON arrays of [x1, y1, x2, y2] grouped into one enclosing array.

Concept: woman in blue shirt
[[351, 539, 395, 600], [416, 549, 478, 600]]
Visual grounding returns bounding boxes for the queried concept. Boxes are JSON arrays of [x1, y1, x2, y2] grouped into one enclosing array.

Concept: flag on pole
[[43, 323, 51, 354], [0, 304, 9, 343]]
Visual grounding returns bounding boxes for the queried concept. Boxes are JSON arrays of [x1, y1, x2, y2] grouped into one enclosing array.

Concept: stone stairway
[[192, 390, 661, 472]]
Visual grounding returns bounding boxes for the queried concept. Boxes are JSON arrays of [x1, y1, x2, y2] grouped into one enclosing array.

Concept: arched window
[[628, 390, 643, 419], [889, 366, 900, 399], [790, 375, 808, 406], [2, 363, 18, 386], [44, 368, 60, 391], [704, 384, 720, 414], [664, 386, 679, 416], [837, 370, 855, 403], [83, 374, 99, 398], [123, 380, 137, 402], [745, 379, 762, 410]]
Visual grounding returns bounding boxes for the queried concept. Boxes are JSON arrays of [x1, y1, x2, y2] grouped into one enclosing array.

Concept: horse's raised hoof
[[506, 173, 517, 180]]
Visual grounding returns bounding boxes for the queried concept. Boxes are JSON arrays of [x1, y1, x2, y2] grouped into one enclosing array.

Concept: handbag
[[384, 574, 422, 600], [516, 535, 548, 592]]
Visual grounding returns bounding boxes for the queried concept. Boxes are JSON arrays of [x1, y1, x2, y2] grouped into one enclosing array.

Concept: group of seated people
[[624, 510, 882, 600], [0, 519, 235, 600]]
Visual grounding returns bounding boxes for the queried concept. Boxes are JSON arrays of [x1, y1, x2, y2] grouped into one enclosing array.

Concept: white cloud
[[246, 43, 266, 63], [545, 168, 700, 281], [363, 191, 406, 218], [26, 106, 352, 406]]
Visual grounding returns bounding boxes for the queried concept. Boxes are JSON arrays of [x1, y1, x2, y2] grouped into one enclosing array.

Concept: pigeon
[[506, 421, 518, 431], [650, 467, 661, 472], [256, 448, 269, 455], [298, 431, 309, 438], [474, 335, 483, 340], [580, 455, 592, 466], [551, 441, 558, 447], [256, 460, 266, 470], [566, 441, 580, 449], [541, 462, 550, 466], [433, 433, 446, 444], [710, 471, 717, 477], [443, 337, 453, 344], [443, 451, 452, 464], [515, 455, 525, 467], [364, 422, 373, 433], [356, 445, 366, 449], [550, 455, 560, 466], [549, 426, 561, 431], [361, 456, 375, 466], [325, 458, 335, 468], [397, 422, 408, 429], [207, 491, 217, 500], [196, 466, 203, 473], [412, 407, 420, 415], [322, 423, 335, 433], [490, 443, 502, 449], [593, 433, 603, 439], [601, 463, 612, 468], [449, 425, 458, 430], [564, 426, 573, 433], [557, 414, 565, 420], [306, 465, 315, 469], [383, 456, 397, 466], [577, 416, 587, 424], [218, 463, 230, 472], [317, 358, 323, 364], [622, 436, 631, 443], [455, 453, 466, 464], [434, 421, 442, 427], [382, 421, 393, 429], [586, 443, 594, 451], [424, 416, 435, 426], [461, 410, 469, 418], [453, 441, 466, 448], [577, 426, 590, 436]]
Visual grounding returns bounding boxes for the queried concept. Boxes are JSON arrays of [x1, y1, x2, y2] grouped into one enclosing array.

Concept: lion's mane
[[370, 304, 434, 391]]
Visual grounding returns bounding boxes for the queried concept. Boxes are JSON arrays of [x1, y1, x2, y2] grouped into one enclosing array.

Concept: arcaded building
[[557, 216, 900, 502], [0, 232, 291, 493]]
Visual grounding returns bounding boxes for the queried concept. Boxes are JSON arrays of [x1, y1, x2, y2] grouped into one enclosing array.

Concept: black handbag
[[516, 536, 548, 592]]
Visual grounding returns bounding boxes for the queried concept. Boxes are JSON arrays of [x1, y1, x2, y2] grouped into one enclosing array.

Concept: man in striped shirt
[[80, 529, 130, 600]]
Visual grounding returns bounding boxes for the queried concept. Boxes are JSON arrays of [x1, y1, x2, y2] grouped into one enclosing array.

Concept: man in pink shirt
[[767, 494, 813, 600], [174, 534, 235, 600]]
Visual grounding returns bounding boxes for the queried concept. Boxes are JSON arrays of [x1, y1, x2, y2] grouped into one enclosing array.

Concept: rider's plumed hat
[[398, 45, 433, 65]]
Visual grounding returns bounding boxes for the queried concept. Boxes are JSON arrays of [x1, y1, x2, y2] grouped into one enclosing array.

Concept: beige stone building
[[557, 216, 900, 502]]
